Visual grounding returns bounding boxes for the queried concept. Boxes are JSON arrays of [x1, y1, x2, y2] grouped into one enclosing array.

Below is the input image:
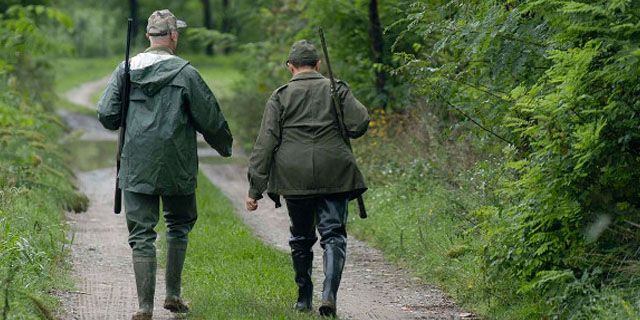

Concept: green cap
[[287, 40, 320, 67], [147, 9, 187, 36]]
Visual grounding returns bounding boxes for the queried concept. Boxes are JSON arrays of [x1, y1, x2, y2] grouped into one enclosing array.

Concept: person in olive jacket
[[97, 9, 232, 320], [246, 40, 369, 317]]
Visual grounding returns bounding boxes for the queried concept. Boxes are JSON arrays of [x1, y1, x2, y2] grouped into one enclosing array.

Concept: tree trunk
[[368, 0, 386, 108], [129, 0, 138, 43], [221, 0, 232, 54], [201, 0, 214, 55]]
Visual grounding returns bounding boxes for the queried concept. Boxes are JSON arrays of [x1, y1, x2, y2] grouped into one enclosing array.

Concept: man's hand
[[245, 196, 258, 211]]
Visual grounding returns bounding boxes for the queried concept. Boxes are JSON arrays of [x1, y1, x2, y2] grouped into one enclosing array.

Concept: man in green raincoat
[[246, 40, 369, 317], [97, 9, 232, 320]]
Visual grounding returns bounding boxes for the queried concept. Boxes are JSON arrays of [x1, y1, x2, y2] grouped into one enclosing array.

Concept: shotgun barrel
[[114, 18, 133, 214], [318, 27, 368, 219]]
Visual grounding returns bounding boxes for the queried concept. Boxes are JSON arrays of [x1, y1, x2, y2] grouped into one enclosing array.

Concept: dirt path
[[64, 76, 110, 108], [62, 169, 178, 320], [58, 77, 472, 320]]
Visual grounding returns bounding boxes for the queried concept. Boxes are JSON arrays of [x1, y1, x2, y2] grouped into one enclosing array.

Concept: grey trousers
[[124, 191, 198, 257]]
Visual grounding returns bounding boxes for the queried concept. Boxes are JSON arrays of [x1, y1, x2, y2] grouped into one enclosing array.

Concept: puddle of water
[[65, 140, 117, 172]]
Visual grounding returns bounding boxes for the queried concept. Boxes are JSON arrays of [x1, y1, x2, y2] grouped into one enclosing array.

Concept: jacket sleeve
[[185, 69, 233, 157], [247, 93, 282, 200], [338, 82, 370, 139], [96, 64, 124, 130]]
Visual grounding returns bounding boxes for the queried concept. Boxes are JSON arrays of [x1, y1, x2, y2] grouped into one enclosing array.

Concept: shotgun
[[114, 18, 133, 214], [318, 27, 368, 219]]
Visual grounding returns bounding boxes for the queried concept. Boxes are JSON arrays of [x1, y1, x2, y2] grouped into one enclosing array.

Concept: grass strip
[[161, 172, 319, 319]]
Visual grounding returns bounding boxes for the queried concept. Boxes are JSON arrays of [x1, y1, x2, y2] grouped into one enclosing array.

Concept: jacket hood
[[129, 55, 190, 96]]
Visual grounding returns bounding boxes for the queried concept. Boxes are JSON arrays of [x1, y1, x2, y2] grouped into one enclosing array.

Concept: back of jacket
[[248, 71, 369, 199], [97, 48, 232, 196]]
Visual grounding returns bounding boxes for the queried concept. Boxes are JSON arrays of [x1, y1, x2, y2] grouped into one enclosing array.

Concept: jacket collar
[[290, 70, 325, 82], [144, 45, 175, 55]]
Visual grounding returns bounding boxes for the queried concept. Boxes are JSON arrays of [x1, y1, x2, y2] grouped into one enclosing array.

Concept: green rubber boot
[[132, 256, 156, 320], [164, 241, 189, 313]]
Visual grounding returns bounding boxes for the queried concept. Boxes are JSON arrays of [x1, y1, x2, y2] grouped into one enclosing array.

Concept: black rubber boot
[[132, 256, 156, 320], [319, 242, 346, 318], [292, 251, 314, 312], [164, 240, 189, 313]]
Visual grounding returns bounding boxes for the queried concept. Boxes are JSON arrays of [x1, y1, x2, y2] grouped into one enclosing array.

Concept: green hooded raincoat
[[98, 48, 232, 196]]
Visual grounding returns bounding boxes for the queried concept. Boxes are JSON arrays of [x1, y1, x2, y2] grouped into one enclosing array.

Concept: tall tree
[[221, 0, 232, 54], [129, 0, 139, 42], [368, 0, 386, 108], [201, 0, 214, 55]]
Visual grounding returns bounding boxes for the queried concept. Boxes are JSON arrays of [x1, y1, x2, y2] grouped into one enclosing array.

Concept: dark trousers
[[285, 193, 349, 253], [124, 191, 198, 257]]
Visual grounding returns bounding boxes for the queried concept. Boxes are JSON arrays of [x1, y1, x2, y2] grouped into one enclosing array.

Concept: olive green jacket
[[97, 47, 232, 195], [248, 71, 369, 200]]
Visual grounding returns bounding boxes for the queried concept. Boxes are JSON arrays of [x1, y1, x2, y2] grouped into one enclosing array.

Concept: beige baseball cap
[[147, 9, 187, 36]]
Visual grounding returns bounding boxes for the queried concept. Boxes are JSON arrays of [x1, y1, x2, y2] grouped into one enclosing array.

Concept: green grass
[[55, 56, 120, 93], [155, 173, 319, 319], [344, 132, 505, 318], [184, 54, 244, 102], [348, 174, 488, 314]]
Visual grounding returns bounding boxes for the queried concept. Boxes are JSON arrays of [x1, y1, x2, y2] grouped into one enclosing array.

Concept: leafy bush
[[395, 0, 640, 317], [0, 4, 86, 318]]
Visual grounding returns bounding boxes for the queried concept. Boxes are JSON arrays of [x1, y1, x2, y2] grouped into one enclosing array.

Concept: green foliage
[[393, 0, 640, 317], [0, 4, 83, 318], [302, 0, 416, 110], [493, 1, 640, 316], [222, 2, 306, 149], [185, 27, 237, 54], [348, 108, 511, 316], [0, 4, 73, 103]]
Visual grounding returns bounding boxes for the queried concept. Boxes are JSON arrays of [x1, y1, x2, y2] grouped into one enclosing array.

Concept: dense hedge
[[0, 5, 86, 319]]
